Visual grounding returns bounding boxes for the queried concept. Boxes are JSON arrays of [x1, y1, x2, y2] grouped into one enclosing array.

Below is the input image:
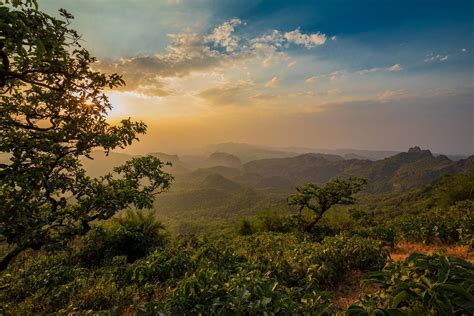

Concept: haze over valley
[[73, 144, 473, 233]]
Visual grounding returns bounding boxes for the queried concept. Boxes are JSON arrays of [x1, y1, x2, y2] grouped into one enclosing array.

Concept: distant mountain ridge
[[6, 146, 469, 233], [205, 152, 241, 168], [205, 142, 468, 162], [74, 146, 472, 195], [148, 152, 189, 174], [240, 146, 473, 192]]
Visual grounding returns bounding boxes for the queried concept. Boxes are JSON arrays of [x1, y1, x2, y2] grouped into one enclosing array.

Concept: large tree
[[288, 177, 367, 232], [0, 1, 172, 270]]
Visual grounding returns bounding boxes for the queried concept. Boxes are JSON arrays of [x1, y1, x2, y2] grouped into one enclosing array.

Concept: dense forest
[[0, 1, 473, 315]]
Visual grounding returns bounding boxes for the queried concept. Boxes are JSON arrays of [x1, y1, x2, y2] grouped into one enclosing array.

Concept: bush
[[350, 225, 396, 247], [157, 268, 331, 315], [236, 218, 255, 236], [391, 204, 473, 245], [76, 210, 168, 265], [348, 253, 474, 315], [255, 211, 296, 233]]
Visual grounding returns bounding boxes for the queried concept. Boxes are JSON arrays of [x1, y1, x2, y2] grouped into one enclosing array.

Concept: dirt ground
[[389, 242, 472, 262]]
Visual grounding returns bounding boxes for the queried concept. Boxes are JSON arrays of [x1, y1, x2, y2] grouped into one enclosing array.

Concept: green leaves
[[351, 253, 474, 315], [288, 177, 367, 231], [0, 2, 172, 269]]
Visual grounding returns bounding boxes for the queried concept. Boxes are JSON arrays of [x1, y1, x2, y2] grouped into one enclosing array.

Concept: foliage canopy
[[288, 177, 367, 231], [0, 2, 172, 270]]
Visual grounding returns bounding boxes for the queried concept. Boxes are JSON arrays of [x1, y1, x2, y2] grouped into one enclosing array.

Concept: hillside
[[80, 151, 135, 178], [242, 153, 360, 185], [146, 147, 472, 234], [205, 152, 242, 168], [72, 147, 473, 234], [148, 152, 190, 174], [205, 142, 300, 162], [242, 147, 473, 192]]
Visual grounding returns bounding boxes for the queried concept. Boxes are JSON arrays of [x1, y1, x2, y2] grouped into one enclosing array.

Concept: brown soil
[[389, 242, 473, 262], [331, 270, 364, 309]]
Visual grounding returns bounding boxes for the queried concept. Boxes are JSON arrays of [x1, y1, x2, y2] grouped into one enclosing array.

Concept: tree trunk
[[304, 218, 319, 232], [0, 244, 27, 271], [304, 210, 326, 232]]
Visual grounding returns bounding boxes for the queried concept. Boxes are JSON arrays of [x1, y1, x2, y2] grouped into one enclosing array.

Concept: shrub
[[350, 225, 396, 247], [76, 211, 168, 265], [348, 253, 474, 315], [236, 218, 255, 236], [256, 211, 296, 233], [391, 205, 473, 245], [158, 268, 331, 315]]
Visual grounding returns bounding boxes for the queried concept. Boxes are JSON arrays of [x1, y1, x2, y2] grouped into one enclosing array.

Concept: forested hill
[[77, 147, 473, 194], [142, 146, 474, 234], [241, 146, 473, 192]]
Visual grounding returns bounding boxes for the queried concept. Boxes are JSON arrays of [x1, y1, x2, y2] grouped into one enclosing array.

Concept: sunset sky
[[42, 0, 473, 155]]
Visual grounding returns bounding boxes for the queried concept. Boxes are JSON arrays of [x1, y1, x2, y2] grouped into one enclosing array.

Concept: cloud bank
[[98, 19, 329, 97]]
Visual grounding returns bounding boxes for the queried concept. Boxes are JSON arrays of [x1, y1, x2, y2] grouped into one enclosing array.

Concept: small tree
[[288, 177, 367, 232], [0, 2, 172, 270]]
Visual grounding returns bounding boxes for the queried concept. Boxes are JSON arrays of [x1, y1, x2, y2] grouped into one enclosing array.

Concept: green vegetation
[[1, 232, 387, 314], [348, 253, 474, 315], [0, 1, 172, 270], [1, 1, 473, 315], [288, 177, 367, 231]]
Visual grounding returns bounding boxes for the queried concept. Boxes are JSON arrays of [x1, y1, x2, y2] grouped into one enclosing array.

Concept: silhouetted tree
[[0, 1, 172, 270], [288, 177, 367, 232]]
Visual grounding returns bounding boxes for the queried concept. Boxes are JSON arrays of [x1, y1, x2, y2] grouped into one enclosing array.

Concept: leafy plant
[[237, 218, 255, 235], [348, 253, 474, 315], [76, 211, 168, 265], [391, 205, 473, 245]]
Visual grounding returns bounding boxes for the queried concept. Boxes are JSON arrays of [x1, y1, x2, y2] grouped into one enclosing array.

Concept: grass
[[389, 242, 473, 262]]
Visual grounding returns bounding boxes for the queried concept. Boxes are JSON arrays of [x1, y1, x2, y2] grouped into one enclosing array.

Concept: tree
[[288, 177, 367, 232], [0, 2, 173, 270]]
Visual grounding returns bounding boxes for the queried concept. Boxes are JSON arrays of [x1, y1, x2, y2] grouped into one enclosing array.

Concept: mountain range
[[1, 144, 471, 233]]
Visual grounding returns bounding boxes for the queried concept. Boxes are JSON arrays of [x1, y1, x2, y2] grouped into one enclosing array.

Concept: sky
[[41, 0, 473, 155]]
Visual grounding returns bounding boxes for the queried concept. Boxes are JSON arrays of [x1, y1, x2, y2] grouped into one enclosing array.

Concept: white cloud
[[96, 19, 329, 97], [206, 18, 242, 52], [284, 28, 326, 48], [265, 76, 280, 88], [377, 89, 416, 102], [251, 30, 285, 48], [424, 54, 449, 63], [251, 28, 328, 50], [388, 64, 402, 72], [357, 64, 402, 75], [331, 36, 337, 41], [261, 51, 288, 68], [287, 61, 296, 68], [329, 70, 345, 81], [305, 76, 319, 84], [461, 48, 467, 53], [357, 67, 381, 75]]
